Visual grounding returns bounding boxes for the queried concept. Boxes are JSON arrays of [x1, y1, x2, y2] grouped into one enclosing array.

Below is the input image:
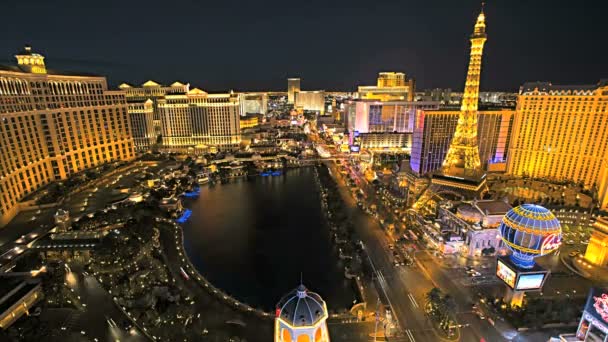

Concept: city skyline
[[2, 0, 606, 92], [1, 2, 608, 341]]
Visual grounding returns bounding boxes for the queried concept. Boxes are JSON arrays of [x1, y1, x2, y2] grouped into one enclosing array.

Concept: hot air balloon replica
[[496, 204, 561, 306]]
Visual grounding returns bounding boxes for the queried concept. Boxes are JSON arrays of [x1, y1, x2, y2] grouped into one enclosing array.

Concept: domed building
[[499, 204, 562, 269], [274, 284, 330, 342]]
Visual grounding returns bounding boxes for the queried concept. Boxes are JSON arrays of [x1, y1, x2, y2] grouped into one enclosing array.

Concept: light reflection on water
[[181, 168, 356, 311]]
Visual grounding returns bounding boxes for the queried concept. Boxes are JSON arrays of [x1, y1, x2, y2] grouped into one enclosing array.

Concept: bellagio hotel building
[[506, 80, 608, 209], [0, 46, 135, 226]]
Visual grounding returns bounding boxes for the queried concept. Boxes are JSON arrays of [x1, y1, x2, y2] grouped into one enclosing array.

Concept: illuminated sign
[[496, 259, 516, 289], [515, 273, 546, 290], [540, 233, 561, 255], [594, 293, 608, 322], [350, 145, 360, 153], [582, 288, 608, 326]]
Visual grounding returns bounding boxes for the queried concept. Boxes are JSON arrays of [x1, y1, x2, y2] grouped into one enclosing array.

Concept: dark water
[[181, 167, 356, 312]]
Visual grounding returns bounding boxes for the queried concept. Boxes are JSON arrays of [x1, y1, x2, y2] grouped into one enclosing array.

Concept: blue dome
[[498, 204, 562, 268], [276, 285, 328, 327]]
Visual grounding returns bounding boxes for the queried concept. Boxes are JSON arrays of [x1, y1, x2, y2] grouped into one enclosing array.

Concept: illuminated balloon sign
[[540, 233, 561, 255]]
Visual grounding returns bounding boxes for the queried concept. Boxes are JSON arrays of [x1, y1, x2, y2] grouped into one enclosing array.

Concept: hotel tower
[[507, 80, 608, 209], [0, 46, 135, 226]]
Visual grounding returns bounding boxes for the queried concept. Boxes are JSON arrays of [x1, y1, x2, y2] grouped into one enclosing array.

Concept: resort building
[[345, 99, 439, 150], [506, 80, 608, 209], [410, 109, 514, 175], [157, 88, 241, 152], [358, 72, 415, 102], [0, 46, 135, 227]]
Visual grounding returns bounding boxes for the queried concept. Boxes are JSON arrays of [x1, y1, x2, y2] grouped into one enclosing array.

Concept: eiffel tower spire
[[441, 5, 487, 178]]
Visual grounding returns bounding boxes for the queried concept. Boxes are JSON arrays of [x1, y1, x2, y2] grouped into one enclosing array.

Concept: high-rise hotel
[[120, 81, 242, 152], [0, 46, 135, 226], [119, 81, 190, 151], [507, 80, 608, 209], [158, 88, 241, 152]]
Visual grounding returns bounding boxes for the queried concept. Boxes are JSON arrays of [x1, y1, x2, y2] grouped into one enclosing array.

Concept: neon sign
[[594, 293, 608, 323], [540, 233, 561, 255]]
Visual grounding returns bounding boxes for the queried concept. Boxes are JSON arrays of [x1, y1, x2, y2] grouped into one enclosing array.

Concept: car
[[582, 240, 590, 245], [477, 312, 486, 320], [569, 251, 580, 257], [388, 244, 394, 250]]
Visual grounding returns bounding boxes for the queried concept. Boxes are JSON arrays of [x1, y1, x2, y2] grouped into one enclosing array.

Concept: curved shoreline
[[176, 169, 363, 314], [161, 216, 274, 320]]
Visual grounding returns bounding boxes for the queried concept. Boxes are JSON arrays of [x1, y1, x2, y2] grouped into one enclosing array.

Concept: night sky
[[1, 0, 606, 92]]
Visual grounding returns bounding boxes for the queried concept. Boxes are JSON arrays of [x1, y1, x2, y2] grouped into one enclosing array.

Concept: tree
[[426, 287, 442, 310]]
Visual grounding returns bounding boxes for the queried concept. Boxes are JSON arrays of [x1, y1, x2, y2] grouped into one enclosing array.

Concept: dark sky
[[1, 0, 606, 92]]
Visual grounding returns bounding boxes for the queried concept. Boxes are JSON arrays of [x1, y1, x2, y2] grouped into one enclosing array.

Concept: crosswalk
[[404, 328, 416, 342], [407, 293, 419, 309]]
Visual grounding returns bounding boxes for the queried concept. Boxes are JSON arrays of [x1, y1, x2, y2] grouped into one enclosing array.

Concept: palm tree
[[426, 287, 443, 315]]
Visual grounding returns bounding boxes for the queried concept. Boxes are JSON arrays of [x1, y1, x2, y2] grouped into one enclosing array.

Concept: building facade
[[0, 46, 135, 227], [287, 78, 300, 104], [157, 88, 241, 152], [345, 100, 438, 134], [410, 109, 514, 175], [119, 80, 189, 150], [127, 99, 156, 151], [506, 80, 608, 209], [358, 132, 412, 150], [439, 199, 511, 256], [358, 72, 415, 102], [295, 91, 325, 114], [240, 114, 260, 130], [584, 218, 608, 267], [345, 100, 439, 151], [239, 92, 268, 115]]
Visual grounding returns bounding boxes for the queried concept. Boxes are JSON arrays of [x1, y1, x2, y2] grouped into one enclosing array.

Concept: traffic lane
[[71, 273, 147, 342], [356, 207, 436, 342], [329, 162, 438, 341], [415, 251, 506, 342]]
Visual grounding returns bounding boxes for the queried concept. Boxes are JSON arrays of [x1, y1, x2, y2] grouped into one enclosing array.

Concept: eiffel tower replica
[[431, 5, 489, 199]]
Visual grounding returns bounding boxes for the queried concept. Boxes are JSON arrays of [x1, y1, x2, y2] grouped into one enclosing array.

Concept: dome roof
[[457, 203, 482, 223], [276, 285, 327, 327]]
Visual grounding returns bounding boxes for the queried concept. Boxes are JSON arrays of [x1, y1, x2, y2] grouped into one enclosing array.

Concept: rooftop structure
[[357, 72, 415, 102], [274, 284, 330, 342]]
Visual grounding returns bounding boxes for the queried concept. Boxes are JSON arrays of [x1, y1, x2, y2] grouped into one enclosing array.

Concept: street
[[326, 159, 508, 342]]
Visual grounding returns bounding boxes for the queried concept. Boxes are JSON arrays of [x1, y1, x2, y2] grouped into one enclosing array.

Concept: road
[[65, 269, 148, 342], [326, 161, 440, 342], [327, 159, 512, 342]]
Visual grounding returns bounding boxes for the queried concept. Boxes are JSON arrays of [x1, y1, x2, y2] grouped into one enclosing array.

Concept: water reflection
[[181, 168, 356, 311]]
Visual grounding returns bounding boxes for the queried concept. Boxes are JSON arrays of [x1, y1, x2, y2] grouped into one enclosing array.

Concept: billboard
[[496, 259, 516, 289], [584, 288, 608, 326], [515, 273, 546, 290]]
